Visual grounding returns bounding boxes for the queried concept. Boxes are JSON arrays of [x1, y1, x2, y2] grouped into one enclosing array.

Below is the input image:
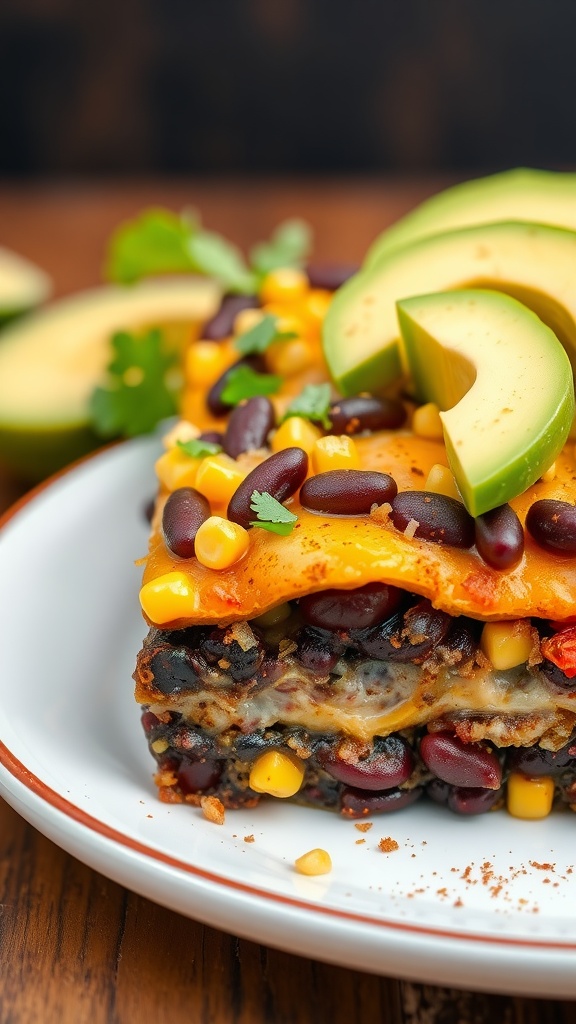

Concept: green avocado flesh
[[322, 221, 576, 397], [365, 168, 576, 267], [396, 290, 574, 516], [0, 246, 51, 323], [0, 277, 220, 481]]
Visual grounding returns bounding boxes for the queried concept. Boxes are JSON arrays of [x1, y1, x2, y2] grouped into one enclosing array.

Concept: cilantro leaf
[[220, 365, 283, 405], [89, 329, 179, 438], [281, 383, 333, 430], [250, 219, 312, 276], [177, 437, 222, 458], [105, 209, 196, 284], [188, 231, 257, 294], [234, 314, 296, 356], [249, 490, 298, 536]]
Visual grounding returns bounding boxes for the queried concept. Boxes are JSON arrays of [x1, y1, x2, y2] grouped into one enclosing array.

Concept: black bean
[[200, 628, 264, 681], [202, 294, 259, 340], [540, 658, 576, 690], [329, 395, 406, 434], [198, 430, 224, 446], [340, 784, 423, 818], [161, 487, 211, 558], [299, 582, 403, 631], [222, 396, 275, 458], [142, 495, 156, 524], [420, 732, 502, 789], [300, 469, 397, 516], [295, 626, 342, 673], [322, 736, 414, 791], [475, 504, 524, 570], [436, 620, 479, 666], [426, 778, 450, 805], [391, 491, 475, 548], [207, 355, 265, 416], [306, 263, 360, 291], [354, 600, 451, 663], [148, 645, 206, 696], [227, 447, 308, 529], [507, 739, 576, 776], [526, 499, 576, 555]]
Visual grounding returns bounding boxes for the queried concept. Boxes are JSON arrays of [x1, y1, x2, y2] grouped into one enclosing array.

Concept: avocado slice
[[365, 168, 576, 267], [0, 277, 220, 481], [396, 290, 574, 516], [0, 246, 51, 324], [323, 220, 576, 396]]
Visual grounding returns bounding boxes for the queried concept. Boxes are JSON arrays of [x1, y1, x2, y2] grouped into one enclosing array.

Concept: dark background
[[1, 0, 574, 178]]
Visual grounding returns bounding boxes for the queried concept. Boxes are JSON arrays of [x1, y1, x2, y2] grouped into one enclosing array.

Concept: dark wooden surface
[[0, 179, 573, 1023]]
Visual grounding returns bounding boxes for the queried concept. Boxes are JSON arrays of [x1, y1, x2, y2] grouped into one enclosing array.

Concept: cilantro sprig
[[89, 329, 179, 438], [249, 490, 298, 536], [220, 365, 283, 406], [281, 383, 333, 430], [177, 438, 222, 458], [234, 314, 296, 357], [250, 219, 312, 276]]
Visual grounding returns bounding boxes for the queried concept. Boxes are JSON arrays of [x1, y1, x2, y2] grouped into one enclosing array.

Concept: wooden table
[[0, 180, 573, 1023]]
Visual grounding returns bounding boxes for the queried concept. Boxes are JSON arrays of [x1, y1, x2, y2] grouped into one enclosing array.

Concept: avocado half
[[0, 277, 220, 481], [365, 168, 576, 267], [0, 246, 51, 324], [396, 289, 574, 516], [323, 220, 576, 396]]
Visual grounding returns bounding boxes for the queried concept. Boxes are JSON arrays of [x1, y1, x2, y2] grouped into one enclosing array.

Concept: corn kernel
[[507, 772, 555, 819], [311, 434, 360, 474], [265, 337, 315, 377], [195, 453, 247, 506], [151, 738, 169, 754], [185, 340, 233, 389], [294, 848, 332, 876], [424, 463, 462, 502], [194, 516, 250, 570], [251, 602, 292, 627], [155, 448, 201, 491], [260, 267, 308, 306], [301, 288, 332, 327], [233, 307, 265, 337], [412, 402, 444, 440], [480, 620, 534, 670], [249, 750, 305, 798], [271, 416, 323, 455], [140, 571, 199, 624]]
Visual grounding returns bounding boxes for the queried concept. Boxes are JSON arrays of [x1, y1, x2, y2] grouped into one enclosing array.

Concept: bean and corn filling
[[135, 267, 576, 821]]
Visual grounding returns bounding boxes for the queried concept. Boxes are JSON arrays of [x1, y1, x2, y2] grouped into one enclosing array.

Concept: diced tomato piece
[[541, 626, 576, 678]]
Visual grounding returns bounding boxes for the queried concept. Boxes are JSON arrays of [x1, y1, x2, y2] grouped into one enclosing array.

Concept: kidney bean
[[329, 395, 406, 434], [306, 262, 359, 291], [296, 626, 342, 673], [198, 430, 224, 446], [447, 786, 504, 815], [391, 491, 475, 548], [207, 355, 265, 416], [300, 469, 397, 516], [300, 582, 403, 631], [340, 784, 423, 818], [161, 487, 211, 558], [177, 756, 222, 793], [475, 504, 524, 570], [526, 499, 576, 555], [420, 732, 502, 790], [322, 736, 414, 791], [227, 447, 308, 529], [354, 600, 451, 663], [202, 294, 259, 340], [222, 396, 275, 458], [507, 739, 576, 777]]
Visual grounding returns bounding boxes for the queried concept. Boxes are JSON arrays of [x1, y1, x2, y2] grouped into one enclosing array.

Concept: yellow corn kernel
[[140, 571, 199, 624], [195, 453, 247, 506], [294, 848, 332, 876], [507, 772, 555, 819], [151, 738, 169, 754], [265, 337, 315, 377], [301, 288, 332, 327], [233, 307, 265, 337], [155, 448, 200, 491], [194, 516, 250, 570], [162, 419, 200, 450], [424, 463, 462, 502], [412, 402, 444, 440], [271, 416, 322, 455], [249, 750, 305, 798], [480, 620, 534, 670], [260, 267, 308, 306], [311, 434, 360, 474], [251, 602, 292, 628], [185, 340, 233, 389]]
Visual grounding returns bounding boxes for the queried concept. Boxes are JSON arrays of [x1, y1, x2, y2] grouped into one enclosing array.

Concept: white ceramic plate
[[1, 437, 576, 998]]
